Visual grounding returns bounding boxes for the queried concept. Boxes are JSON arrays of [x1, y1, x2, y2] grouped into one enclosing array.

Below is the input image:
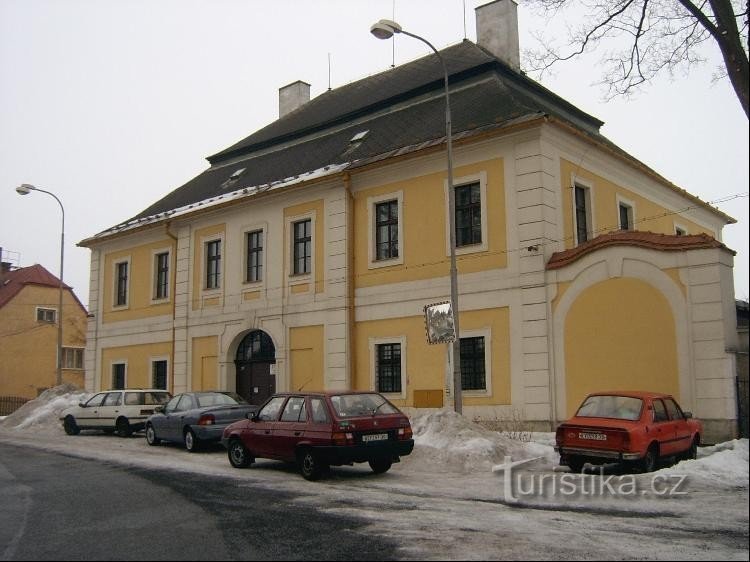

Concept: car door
[[274, 396, 308, 461], [164, 394, 195, 440], [246, 396, 286, 458], [651, 399, 677, 456], [77, 393, 107, 428], [97, 392, 123, 429], [664, 397, 692, 454]]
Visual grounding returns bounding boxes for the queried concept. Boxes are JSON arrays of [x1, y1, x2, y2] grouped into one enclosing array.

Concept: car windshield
[[576, 395, 643, 421], [329, 393, 399, 418], [196, 392, 247, 408]]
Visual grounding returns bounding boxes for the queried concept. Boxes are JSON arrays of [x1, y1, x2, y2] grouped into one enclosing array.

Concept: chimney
[[475, 0, 520, 72], [279, 80, 311, 118]]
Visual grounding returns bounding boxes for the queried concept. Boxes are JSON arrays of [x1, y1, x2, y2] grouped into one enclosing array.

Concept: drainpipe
[[343, 172, 355, 390], [165, 222, 178, 394]]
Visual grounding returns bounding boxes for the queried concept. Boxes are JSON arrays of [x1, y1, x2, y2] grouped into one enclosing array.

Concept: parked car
[[555, 391, 702, 473], [61, 389, 172, 437], [221, 391, 415, 480], [145, 391, 258, 452]]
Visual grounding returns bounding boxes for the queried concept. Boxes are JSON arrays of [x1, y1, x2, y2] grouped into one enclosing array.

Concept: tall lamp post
[[16, 183, 65, 387], [370, 20, 463, 414]]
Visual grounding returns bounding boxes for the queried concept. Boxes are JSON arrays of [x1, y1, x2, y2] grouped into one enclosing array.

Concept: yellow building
[[0, 262, 87, 402], [79, 1, 739, 441]]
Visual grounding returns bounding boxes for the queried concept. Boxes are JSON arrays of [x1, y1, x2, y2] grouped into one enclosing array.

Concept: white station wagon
[[60, 389, 171, 437]]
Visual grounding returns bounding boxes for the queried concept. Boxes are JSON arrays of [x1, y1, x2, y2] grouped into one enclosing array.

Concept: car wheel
[[63, 416, 80, 436], [184, 428, 201, 452], [299, 449, 326, 481], [640, 444, 658, 473], [115, 418, 132, 438], [228, 439, 253, 468], [566, 456, 585, 473], [368, 457, 392, 474], [145, 424, 161, 446]]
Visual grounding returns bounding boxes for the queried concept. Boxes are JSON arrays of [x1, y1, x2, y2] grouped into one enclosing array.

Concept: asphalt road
[[0, 443, 400, 561]]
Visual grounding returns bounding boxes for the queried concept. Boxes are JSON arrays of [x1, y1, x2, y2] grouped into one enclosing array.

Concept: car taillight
[[332, 432, 354, 446], [397, 426, 413, 440], [198, 414, 215, 426]]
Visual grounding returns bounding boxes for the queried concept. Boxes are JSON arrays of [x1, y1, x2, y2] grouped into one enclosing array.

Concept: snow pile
[[408, 409, 556, 473], [0, 385, 88, 434], [663, 438, 749, 487]]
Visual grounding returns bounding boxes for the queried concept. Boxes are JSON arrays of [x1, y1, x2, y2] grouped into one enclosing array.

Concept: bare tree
[[524, 0, 749, 118]]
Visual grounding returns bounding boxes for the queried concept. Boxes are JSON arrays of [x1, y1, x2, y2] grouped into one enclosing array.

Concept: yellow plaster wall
[[353, 308, 511, 408], [564, 277, 680, 416], [100, 341, 173, 391], [0, 285, 86, 398], [284, 200, 325, 294], [289, 325, 325, 392], [560, 159, 715, 249], [353, 158, 506, 288], [102, 238, 175, 323], [191, 336, 218, 391], [191, 224, 226, 311]]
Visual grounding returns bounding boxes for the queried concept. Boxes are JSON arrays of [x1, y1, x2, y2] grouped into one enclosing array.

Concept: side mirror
[[247, 411, 259, 421], [79, 402, 87, 408], [154, 405, 165, 414], [683, 411, 693, 419]]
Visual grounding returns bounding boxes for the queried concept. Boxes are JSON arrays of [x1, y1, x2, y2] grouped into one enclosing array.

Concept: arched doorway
[[235, 330, 276, 405]]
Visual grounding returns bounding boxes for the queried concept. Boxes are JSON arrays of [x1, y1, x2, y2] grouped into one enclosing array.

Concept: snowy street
[[1, 388, 748, 560]]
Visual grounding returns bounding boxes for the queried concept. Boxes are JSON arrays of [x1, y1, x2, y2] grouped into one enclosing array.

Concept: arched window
[[236, 330, 275, 362]]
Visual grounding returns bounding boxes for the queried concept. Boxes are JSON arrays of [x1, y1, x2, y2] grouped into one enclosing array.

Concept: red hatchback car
[[221, 391, 415, 480], [555, 391, 702, 473]]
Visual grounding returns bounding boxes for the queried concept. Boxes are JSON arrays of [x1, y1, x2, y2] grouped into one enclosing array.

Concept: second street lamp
[[370, 19, 463, 414], [15, 183, 65, 387]]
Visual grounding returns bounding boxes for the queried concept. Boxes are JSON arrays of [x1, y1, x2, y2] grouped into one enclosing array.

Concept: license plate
[[362, 433, 388, 443], [579, 432, 607, 441]]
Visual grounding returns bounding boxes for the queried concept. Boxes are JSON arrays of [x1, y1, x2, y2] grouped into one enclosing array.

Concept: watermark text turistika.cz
[[492, 456, 688, 502]]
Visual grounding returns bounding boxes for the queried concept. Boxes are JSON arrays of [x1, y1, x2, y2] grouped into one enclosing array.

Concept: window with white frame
[[573, 184, 592, 245], [675, 224, 688, 236], [292, 219, 312, 275], [154, 251, 170, 300], [36, 307, 57, 323], [112, 363, 126, 390], [205, 239, 222, 289], [618, 202, 633, 230], [246, 230, 263, 283], [152, 359, 168, 390], [375, 342, 402, 394], [460, 336, 486, 391], [62, 347, 84, 370], [367, 191, 403, 269], [115, 260, 129, 306], [455, 182, 482, 247]]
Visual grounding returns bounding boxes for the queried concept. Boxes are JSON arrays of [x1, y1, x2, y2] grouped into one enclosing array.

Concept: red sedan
[[221, 391, 414, 480], [555, 391, 702, 473]]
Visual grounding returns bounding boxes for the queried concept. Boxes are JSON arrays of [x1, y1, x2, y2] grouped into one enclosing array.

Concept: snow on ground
[[1, 386, 748, 560]]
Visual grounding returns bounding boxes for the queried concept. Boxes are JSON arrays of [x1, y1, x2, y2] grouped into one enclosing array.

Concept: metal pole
[[401, 30, 463, 413]]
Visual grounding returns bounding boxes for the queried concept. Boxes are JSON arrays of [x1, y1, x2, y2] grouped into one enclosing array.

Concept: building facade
[[79, 0, 739, 441]]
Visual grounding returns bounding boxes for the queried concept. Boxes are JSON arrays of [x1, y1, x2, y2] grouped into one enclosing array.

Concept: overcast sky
[[1, 0, 747, 308]]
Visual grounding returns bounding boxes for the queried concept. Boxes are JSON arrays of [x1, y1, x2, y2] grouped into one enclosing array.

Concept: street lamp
[[16, 183, 65, 387], [370, 20, 463, 414]]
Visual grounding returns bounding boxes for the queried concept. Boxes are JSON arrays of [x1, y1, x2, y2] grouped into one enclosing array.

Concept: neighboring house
[[0, 262, 87, 401], [735, 300, 749, 438], [78, 1, 739, 441]]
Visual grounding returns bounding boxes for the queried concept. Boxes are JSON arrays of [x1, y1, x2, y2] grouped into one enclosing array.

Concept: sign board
[[424, 301, 456, 344]]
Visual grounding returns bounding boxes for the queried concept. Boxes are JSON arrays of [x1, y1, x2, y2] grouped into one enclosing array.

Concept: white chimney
[[279, 80, 311, 118], [475, 0, 520, 72]]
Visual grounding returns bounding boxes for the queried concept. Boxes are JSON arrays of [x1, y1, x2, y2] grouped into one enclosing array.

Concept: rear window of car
[[576, 395, 643, 421], [123, 392, 171, 406], [329, 393, 399, 418], [196, 392, 245, 407]]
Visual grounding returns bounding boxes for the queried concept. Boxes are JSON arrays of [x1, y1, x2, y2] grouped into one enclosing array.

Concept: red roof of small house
[[546, 231, 733, 270], [0, 264, 86, 312]]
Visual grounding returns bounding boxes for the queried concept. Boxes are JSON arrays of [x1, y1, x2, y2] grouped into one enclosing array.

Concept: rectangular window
[[455, 182, 482, 247], [293, 219, 311, 275], [36, 307, 57, 323], [152, 360, 168, 390], [246, 230, 263, 282], [376, 343, 402, 394], [112, 363, 126, 390], [62, 348, 84, 370], [375, 200, 399, 260], [460, 337, 486, 391], [154, 252, 169, 299], [618, 203, 633, 230], [574, 185, 589, 245], [206, 240, 221, 289], [115, 261, 128, 306]]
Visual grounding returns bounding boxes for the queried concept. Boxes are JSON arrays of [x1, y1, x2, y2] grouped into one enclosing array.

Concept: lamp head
[[16, 184, 34, 195], [370, 19, 402, 40]]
